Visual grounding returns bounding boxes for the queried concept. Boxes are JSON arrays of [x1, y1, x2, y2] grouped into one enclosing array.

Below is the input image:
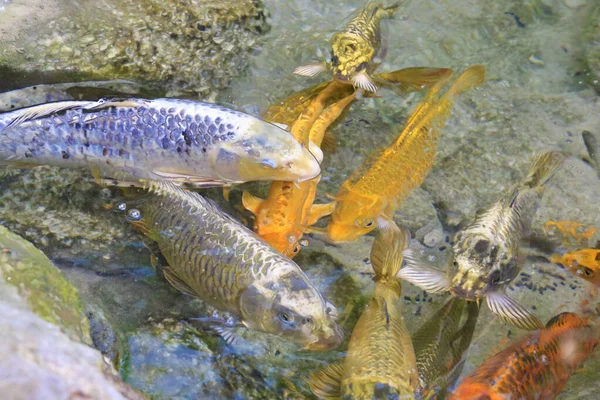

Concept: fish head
[[239, 270, 343, 350], [330, 33, 375, 82], [326, 190, 383, 242], [211, 121, 320, 183], [449, 236, 519, 300], [568, 250, 600, 285]]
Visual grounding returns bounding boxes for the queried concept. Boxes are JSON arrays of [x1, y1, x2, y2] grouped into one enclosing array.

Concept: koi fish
[[0, 98, 320, 187], [294, 2, 404, 92], [116, 180, 343, 350], [543, 220, 597, 246], [264, 67, 453, 128], [551, 249, 600, 287], [327, 65, 485, 243], [309, 222, 419, 399], [399, 151, 569, 330], [449, 312, 599, 400], [411, 297, 480, 399], [243, 81, 355, 257]]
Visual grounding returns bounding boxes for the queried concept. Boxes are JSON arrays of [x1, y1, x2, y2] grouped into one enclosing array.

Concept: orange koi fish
[[551, 249, 600, 287], [449, 312, 598, 400], [543, 220, 597, 246], [243, 81, 355, 257], [327, 65, 485, 243]]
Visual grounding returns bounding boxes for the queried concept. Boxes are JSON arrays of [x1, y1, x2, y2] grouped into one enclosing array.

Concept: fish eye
[[489, 271, 502, 285], [453, 260, 458, 267], [582, 267, 595, 277], [331, 55, 339, 65], [279, 312, 291, 322], [357, 62, 368, 71], [127, 209, 142, 221], [260, 159, 277, 169]]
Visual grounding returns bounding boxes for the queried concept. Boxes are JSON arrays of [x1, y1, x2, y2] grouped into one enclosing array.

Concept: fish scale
[[122, 180, 342, 350]]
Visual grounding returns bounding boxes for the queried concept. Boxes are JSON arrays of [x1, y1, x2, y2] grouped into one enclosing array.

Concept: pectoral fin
[[397, 249, 451, 293], [307, 202, 336, 226], [351, 71, 378, 93], [163, 267, 198, 297], [486, 292, 543, 330], [307, 362, 343, 400], [293, 63, 329, 77], [152, 169, 228, 187], [241, 191, 265, 215]]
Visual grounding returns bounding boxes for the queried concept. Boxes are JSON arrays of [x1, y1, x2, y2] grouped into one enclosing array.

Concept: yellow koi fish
[[243, 81, 355, 257], [294, 2, 404, 92], [551, 248, 600, 287], [309, 222, 419, 399], [327, 65, 486, 243]]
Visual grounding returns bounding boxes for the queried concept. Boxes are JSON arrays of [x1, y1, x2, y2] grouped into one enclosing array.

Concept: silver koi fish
[[0, 98, 320, 187], [399, 151, 569, 330]]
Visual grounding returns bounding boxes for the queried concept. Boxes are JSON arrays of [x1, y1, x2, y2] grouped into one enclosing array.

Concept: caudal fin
[[370, 220, 411, 278], [522, 150, 569, 189], [443, 65, 486, 100]]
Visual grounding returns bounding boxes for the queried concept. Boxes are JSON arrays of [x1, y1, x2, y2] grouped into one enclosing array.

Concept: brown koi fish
[[399, 151, 569, 330], [309, 222, 419, 399], [119, 180, 343, 350], [449, 312, 598, 400], [327, 65, 485, 243], [294, 2, 404, 92]]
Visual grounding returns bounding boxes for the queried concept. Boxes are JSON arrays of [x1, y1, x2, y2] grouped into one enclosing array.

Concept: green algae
[[0, 225, 90, 343]]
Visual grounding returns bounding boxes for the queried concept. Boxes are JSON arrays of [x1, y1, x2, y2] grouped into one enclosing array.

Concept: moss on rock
[[0, 225, 91, 343]]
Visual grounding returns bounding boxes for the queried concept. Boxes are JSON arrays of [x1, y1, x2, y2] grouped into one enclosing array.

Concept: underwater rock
[[0, 167, 130, 250], [0, 224, 90, 342], [0, 0, 269, 99], [0, 225, 143, 399]]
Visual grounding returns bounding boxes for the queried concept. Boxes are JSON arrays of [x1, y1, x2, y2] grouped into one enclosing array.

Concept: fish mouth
[[290, 149, 321, 182], [304, 324, 344, 351], [449, 286, 480, 301]]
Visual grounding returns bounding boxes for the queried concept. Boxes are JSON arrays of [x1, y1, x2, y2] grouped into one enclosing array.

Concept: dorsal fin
[[3, 101, 94, 129]]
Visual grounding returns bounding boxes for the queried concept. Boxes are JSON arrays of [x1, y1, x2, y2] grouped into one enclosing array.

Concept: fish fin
[[371, 221, 411, 278], [321, 131, 337, 153], [397, 249, 451, 293], [272, 122, 288, 130], [212, 325, 241, 346], [162, 267, 198, 297], [241, 191, 264, 215], [351, 71, 378, 93], [308, 140, 324, 163], [223, 186, 232, 202], [522, 150, 569, 189], [373, 67, 453, 95], [306, 226, 328, 235], [3, 100, 94, 129], [84, 98, 149, 111], [486, 292, 543, 330], [442, 65, 486, 99], [293, 63, 329, 77], [306, 202, 336, 226], [151, 169, 229, 187], [307, 362, 343, 399]]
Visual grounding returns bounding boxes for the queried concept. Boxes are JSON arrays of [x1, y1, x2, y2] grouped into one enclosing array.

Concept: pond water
[[0, 0, 599, 399]]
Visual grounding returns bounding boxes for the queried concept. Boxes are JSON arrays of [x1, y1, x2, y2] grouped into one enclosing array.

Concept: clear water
[[0, 0, 599, 399]]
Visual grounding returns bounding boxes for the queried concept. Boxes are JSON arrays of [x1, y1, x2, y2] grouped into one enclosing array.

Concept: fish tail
[[442, 65, 486, 100], [522, 150, 569, 189], [370, 220, 411, 278]]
